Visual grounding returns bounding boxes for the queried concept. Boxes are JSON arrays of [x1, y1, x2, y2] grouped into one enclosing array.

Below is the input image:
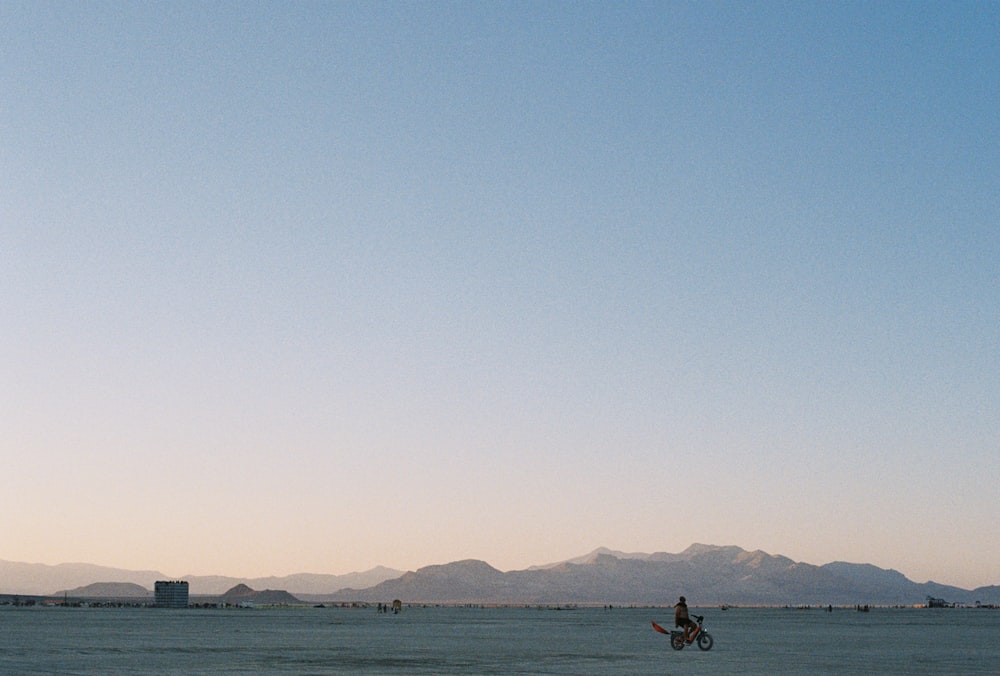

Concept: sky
[[2, 1, 997, 590]]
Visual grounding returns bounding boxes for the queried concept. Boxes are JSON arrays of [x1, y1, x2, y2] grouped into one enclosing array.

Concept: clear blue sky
[[2, 1, 997, 588]]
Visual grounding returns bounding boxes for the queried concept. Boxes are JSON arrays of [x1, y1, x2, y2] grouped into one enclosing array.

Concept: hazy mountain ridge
[[54, 582, 152, 598], [0, 560, 166, 596], [0, 559, 402, 596], [4, 546, 997, 605], [179, 566, 404, 595]]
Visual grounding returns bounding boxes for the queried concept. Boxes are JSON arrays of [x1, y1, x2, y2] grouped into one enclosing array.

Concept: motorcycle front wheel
[[670, 634, 685, 650], [697, 632, 714, 651]]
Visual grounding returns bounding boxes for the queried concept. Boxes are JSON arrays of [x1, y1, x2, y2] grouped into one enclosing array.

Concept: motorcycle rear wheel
[[670, 633, 685, 650]]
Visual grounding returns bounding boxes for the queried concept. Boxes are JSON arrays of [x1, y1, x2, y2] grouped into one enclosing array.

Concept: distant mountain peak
[[54, 582, 152, 598], [530, 546, 653, 570], [220, 584, 300, 605], [414, 559, 503, 579], [225, 584, 254, 596]]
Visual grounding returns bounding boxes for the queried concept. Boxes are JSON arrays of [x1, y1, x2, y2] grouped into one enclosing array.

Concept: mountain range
[[4, 545, 998, 606], [323, 545, 1000, 606], [0, 560, 401, 597]]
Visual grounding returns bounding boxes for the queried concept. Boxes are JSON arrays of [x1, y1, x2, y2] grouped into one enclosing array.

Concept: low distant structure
[[154, 580, 189, 608]]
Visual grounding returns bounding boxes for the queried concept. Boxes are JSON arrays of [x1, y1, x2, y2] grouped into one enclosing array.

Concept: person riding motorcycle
[[674, 596, 698, 643]]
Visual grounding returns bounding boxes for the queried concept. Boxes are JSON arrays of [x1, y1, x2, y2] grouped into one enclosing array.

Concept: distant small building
[[154, 580, 189, 608]]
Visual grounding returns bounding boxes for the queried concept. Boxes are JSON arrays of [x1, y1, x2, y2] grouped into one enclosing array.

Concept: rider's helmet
[[679, 596, 686, 603]]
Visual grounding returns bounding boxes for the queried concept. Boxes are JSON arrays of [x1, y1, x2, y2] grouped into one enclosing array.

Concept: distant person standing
[[674, 596, 697, 643]]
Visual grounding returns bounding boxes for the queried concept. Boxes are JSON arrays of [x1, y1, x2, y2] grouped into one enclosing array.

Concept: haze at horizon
[[2, 2, 997, 590]]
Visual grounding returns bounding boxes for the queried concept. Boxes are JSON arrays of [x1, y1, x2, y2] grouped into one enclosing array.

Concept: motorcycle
[[651, 614, 714, 651]]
